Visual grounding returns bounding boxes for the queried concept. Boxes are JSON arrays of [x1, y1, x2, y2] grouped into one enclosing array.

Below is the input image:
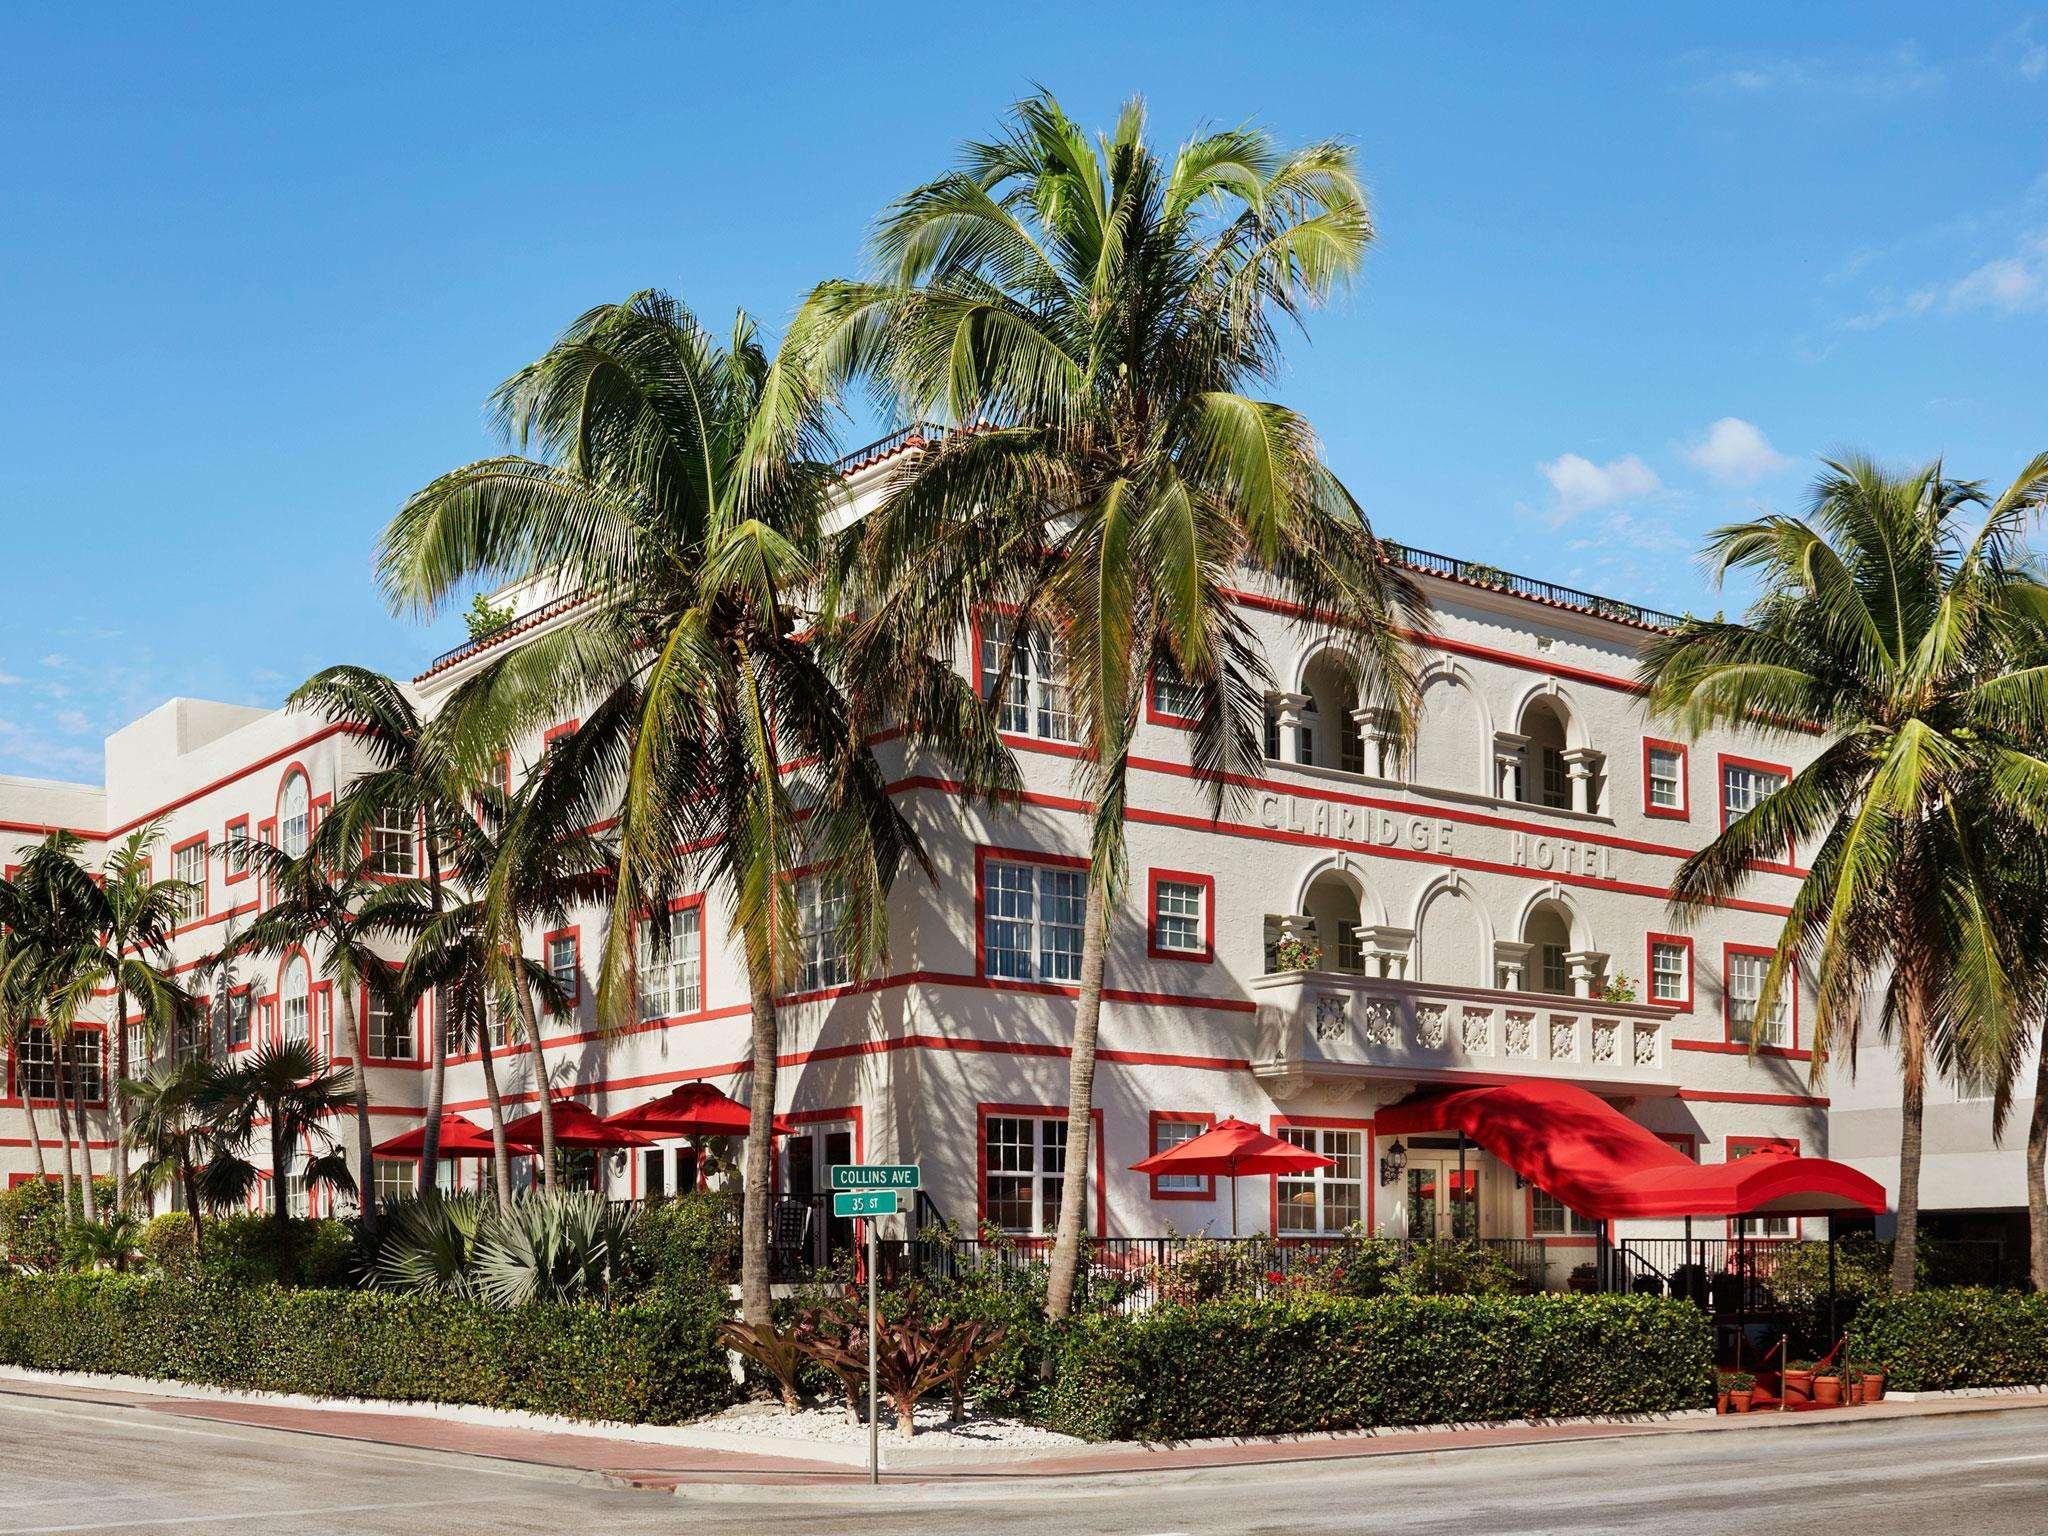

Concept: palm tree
[[1639, 453, 2048, 1292], [203, 1041, 357, 1225], [228, 840, 407, 1231], [0, 924, 52, 1184], [281, 665, 475, 1191], [123, 1057, 237, 1257], [796, 94, 1424, 1315], [378, 295, 1005, 1325]]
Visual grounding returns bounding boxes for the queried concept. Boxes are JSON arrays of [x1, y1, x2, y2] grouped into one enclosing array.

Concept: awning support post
[[1456, 1131, 1468, 1240], [1827, 1223, 1839, 1343]]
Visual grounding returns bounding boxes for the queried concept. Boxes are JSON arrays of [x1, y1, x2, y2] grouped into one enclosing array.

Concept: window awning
[[1375, 1080, 1886, 1220]]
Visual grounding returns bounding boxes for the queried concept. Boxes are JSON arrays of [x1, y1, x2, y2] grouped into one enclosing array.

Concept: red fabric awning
[[603, 1082, 791, 1139], [504, 1098, 655, 1151], [371, 1112, 497, 1160], [1375, 1080, 1886, 1220]]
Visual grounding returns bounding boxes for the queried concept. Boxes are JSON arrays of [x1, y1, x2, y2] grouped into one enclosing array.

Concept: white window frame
[[171, 839, 207, 923], [68, 1031, 103, 1104], [373, 1158, 414, 1205], [1149, 656, 1201, 720], [1276, 1125, 1366, 1235], [1151, 879, 1205, 956], [982, 1113, 1068, 1237], [1650, 941, 1688, 1005], [367, 987, 412, 1060], [279, 774, 311, 859], [1721, 762, 1785, 827], [371, 806, 417, 877], [637, 905, 703, 1022], [982, 859, 1085, 983], [1727, 950, 1790, 1047], [546, 932, 579, 1002], [1531, 1186, 1601, 1237], [978, 614, 1076, 743], [1151, 1117, 1208, 1195], [281, 957, 310, 1048], [796, 874, 851, 994], [15, 1027, 57, 1101], [1647, 746, 1684, 811]]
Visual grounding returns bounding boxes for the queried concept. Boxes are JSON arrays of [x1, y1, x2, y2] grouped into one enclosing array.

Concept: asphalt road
[[1, 1387, 2044, 1535]]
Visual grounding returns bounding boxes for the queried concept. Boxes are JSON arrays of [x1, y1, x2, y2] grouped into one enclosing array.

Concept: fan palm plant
[[281, 665, 477, 1191], [377, 295, 1008, 1325], [795, 93, 1425, 1315], [123, 1057, 233, 1256], [1639, 453, 2048, 1291], [203, 1041, 358, 1225], [0, 924, 53, 1184]]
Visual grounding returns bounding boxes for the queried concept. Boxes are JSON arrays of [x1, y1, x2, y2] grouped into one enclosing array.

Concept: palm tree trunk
[[72, 1043, 98, 1221], [338, 980, 377, 1233], [1045, 877, 1110, 1321], [13, 1041, 47, 1180], [474, 1021, 513, 1212], [271, 1121, 289, 1224], [739, 945, 779, 1327], [111, 983, 129, 1211], [182, 1158, 204, 1260], [2027, 1036, 2048, 1293], [52, 1073, 77, 1212], [419, 838, 447, 1192], [1891, 979, 1928, 1294], [509, 923, 556, 1194]]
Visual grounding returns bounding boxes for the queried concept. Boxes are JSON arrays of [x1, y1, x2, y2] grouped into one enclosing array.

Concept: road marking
[[1972, 1452, 2048, 1465], [0, 1496, 507, 1533]]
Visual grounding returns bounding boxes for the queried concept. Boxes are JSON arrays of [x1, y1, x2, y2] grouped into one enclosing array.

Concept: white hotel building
[[3, 434, 1976, 1278]]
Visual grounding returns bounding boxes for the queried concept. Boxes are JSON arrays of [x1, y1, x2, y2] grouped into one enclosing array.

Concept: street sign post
[[829, 1165, 919, 1485]]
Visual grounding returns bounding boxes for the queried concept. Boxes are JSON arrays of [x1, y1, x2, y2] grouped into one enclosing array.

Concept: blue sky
[[1, 3, 2043, 781]]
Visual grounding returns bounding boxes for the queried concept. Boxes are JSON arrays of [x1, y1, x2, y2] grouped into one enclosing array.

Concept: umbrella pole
[[1231, 1173, 1239, 1238]]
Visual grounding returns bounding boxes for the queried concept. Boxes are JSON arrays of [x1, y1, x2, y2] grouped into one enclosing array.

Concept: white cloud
[[1683, 418, 1793, 485], [2008, 19, 2047, 81], [1943, 238, 2048, 313], [1537, 453, 1662, 515], [1689, 44, 1944, 100]]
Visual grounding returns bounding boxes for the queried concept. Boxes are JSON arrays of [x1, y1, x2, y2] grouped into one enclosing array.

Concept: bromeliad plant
[[799, 92, 1426, 1317]]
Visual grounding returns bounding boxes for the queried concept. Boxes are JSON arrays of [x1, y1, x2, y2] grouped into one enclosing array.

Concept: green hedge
[[0, 1274, 737, 1425], [1043, 1294, 1714, 1441], [1849, 1290, 2048, 1392]]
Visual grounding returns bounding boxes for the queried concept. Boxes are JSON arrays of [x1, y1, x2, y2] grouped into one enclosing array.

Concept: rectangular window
[[1276, 1125, 1366, 1235], [1644, 741, 1687, 816], [982, 858, 1086, 983], [982, 1113, 1067, 1236], [1721, 759, 1787, 828], [282, 989, 309, 1048], [1149, 1115, 1212, 1197], [637, 904, 703, 1022], [1726, 948, 1791, 1047], [1540, 943, 1570, 995], [1650, 940, 1690, 1006], [224, 816, 252, 882], [1531, 1186, 1600, 1237], [68, 1032, 104, 1105], [1147, 656, 1201, 724], [795, 875, 850, 994], [1149, 875, 1208, 959], [228, 990, 252, 1051], [978, 614, 1076, 743], [373, 1159, 415, 1204], [371, 806, 417, 877], [1540, 745, 1569, 809], [125, 1020, 148, 1074], [545, 930, 580, 1005], [170, 837, 208, 923], [14, 1027, 57, 1101], [367, 990, 413, 1060]]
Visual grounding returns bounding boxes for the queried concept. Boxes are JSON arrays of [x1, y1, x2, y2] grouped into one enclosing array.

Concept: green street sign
[[829, 1163, 921, 1192], [833, 1190, 898, 1218]]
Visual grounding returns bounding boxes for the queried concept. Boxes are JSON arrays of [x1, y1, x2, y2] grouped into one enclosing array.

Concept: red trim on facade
[[1645, 932, 1693, 1012], [1146, 1110, 1216, 1200], [222, 815, 251, 885], [1145, 868, 1216, 963], [1143, 664, 1202, 731], [1641, 738, 1690, 821], [1675, 1087, 1828, 1108]]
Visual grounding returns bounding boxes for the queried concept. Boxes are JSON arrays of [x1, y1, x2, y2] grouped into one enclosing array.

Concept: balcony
[[1250, 971, 1678, 1100]]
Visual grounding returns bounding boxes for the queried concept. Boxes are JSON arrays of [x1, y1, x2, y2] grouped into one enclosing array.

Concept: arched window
[[1521, 902, 1574, 996], [1518, 700, 1571, 810], [279, 773, 310, 859], [281, 956, 310, 1047]]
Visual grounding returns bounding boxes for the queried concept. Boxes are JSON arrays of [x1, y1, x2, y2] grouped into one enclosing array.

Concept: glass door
[[780, 1121, 856, 1267], [1404, 1151, 1481, 1241]]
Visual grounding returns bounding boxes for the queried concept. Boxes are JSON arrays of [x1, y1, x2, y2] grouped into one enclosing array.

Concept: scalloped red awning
[[371, 1111, 498, 1160], [1375, 1080, 1886, 1220]]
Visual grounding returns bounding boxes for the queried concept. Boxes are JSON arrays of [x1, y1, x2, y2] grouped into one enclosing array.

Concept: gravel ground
[[697, 1398, 1082, 1450]]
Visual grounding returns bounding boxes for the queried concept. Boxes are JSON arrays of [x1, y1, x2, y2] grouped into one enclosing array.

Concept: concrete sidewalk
[[3, 1371, 2045, 1493]]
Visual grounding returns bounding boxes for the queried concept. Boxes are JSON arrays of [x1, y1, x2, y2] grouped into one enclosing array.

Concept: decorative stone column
[[1271, 692, 1311, 764], [1565, 949, 1609, 998], [1562, 747, 1606, 815], [1351, 706, 1397, 779], [1492, 731, 1528, 800], [1361, 924, 1415, 980], [1492, 939, 1534, 992]]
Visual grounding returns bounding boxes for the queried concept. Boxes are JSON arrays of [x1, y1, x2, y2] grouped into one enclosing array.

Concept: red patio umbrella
[[603, 1081, 791, 1139], [371, 1111, 497, 1160], [504, 1098, 655, 1151], [1130, 1117, 1334, 1235]]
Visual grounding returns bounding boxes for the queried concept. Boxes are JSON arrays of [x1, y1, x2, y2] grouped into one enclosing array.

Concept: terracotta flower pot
[[1717, 1389, 1731, 1415], [1781, 1370, 1814, 1406], [1847, 1379, 1865, 1405], [1730, 1390, 1754, 1413], [1861, 1371, 1886, 1402], [1813, 1376, 1844, 1407]]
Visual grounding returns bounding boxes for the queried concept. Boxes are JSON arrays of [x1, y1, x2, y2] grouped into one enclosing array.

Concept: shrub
[[140, 1214, 198, 1278], [1042, 1293, 1713, 1441], [198, 1215, 356, 1289], [1389, 1240, 1529, 1297], [0, 1178, 117, 1271], [629, 1189, 741, 1295], [1848, 1290, 2048, 1392], [0, 1273, 737, 1424]]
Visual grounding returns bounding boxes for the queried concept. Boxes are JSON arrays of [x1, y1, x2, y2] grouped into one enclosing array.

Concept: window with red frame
[[1148, 872, 1212, 961], [1647, 935, 1692, 1009], [223, 816, 252, 883], [544, 929, 581, 1006], [1147, 655, 1201, 725], [170, 836, 208, 923], [370, 805, 417, 877], [1643, 739, 1688, 818], [1725, 946, 1792, 1048], [981, 1112, 1069, 1236]]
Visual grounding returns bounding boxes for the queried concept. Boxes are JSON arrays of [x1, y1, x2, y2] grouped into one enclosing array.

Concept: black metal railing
[[1384, 542, 1685, 630]]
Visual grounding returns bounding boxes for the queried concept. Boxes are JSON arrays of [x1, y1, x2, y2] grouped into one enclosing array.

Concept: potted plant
[[1567, 1262, 1599, 1293], [1271, 935, 1323, 973], [1858, 1362, 1886, 1402], [1812, 1368, 1844, 1407], [1781, 1359, 1816, 1406], [1725, 1372, 1755, 1413]]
